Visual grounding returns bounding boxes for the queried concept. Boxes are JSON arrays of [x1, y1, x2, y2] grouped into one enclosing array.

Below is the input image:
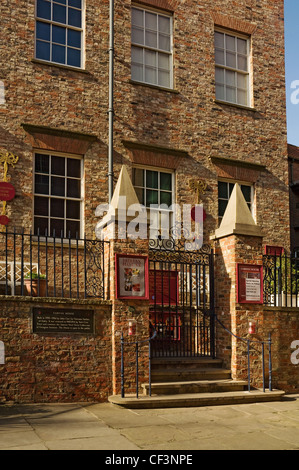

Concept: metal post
[[262, 342, 265, 393], [268, 332, 272, 392], [149, 338, 152, 397], [247, 340, 250, 392], [136, 341, 139, 399], [121, 332, 125, 398], [108, 0, 114, 202]]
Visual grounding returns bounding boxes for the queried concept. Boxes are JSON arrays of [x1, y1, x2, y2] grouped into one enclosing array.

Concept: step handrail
[[120, 327, 157, 399], [215, 315, 272, 392]]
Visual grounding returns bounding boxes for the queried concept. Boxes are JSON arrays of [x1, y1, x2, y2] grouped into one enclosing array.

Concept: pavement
[[1, 394, 299, 451]]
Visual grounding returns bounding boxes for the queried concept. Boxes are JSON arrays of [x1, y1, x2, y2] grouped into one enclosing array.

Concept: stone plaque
[[32, 307, 95, 334]]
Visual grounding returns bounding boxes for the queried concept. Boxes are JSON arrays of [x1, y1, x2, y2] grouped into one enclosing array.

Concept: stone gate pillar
[[211, 184, 264, 382]]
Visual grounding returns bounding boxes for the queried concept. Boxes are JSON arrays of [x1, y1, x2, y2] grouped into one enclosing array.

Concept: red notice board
[[237, 264, 263, 304], [115, 254, 149, 300], [149, 269, 179, 305]]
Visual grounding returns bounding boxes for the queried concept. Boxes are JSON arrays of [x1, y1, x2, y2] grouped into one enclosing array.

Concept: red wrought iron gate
[[149, 236, 215, 358]]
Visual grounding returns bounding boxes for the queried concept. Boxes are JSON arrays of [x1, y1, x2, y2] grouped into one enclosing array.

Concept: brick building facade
[[0, 0, 289, 246], [1, 0, 297, 404]]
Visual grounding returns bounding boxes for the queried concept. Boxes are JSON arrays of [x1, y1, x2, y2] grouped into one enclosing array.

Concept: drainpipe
[[108, 0, 114, 202]]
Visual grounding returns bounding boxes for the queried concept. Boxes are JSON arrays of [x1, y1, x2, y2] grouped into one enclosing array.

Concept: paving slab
[[0, 395, 299, 450]]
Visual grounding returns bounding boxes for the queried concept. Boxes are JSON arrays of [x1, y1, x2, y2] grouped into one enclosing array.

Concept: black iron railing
[[216, 316, 272, 392], [0, 228, 109, 299], [263, 253, 299, 307], [120, 328, 157, 399]]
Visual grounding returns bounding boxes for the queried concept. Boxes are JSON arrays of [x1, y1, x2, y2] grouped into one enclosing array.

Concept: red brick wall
[[0, 298, 113, 403], [0, 0, 290, 249]]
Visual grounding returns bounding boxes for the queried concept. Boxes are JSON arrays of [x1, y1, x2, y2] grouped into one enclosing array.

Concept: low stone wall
[[0, 296, 112, 403], [262, 307, 299, 393]]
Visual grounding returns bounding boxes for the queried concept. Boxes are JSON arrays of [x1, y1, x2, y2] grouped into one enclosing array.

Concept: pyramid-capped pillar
[[211, 183, 263, 240]]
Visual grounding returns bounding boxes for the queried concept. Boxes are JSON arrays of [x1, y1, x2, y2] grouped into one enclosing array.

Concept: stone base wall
[[0, 296, 112, 403]]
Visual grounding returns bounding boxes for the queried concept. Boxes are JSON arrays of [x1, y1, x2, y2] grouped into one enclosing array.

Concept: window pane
[[131, 63, 143, 81], [36, 40, 50, 61], [66, 200, 80, 219], [52, 25, 66, 44], [226, 35, 236, 52], [53, 3, 66, 23], [132, 27, 144, 45], [68, 29, 81, 48], [34, 196, 49, 216], [215, 67, 224, 84], [214, 32, 224, 48], [132, 8, 144, 27], [237, 73, 247, 89], [66, 220, 80, 238], [51, 176, 65, 196], [218, 182, 228, 199], [35, 154, 49, 173], [52, 44, 66, 63], [145, 12, 157, 30], [51, 198, 64, 218], [52, 156, 65, 175], [160, 173, 172, 191], [132, 46, 143, 63], [67, 178, 81, 198], [50, 218, 64, 237], [34, 217, 49, 236], [134, 187, 144, 205], [229, 183, 234, 196], [225, 69, 235, 86], [215, 84, 225, 101], [218, 200, 228, 217], [69, 0, 81, 8], [68, 7, 81, 27], [35, 174, 49, 194], [226, 51, 236, 68], [237, 38, 247, 54], [55, 0, 66, 4], [145, 30, 157, 48], [215, 49, 224, 65], [36, 21, 50, 40], [241, 185, 251, 202], [67, 158, 81, 178], [158, 16, 170, 34], [226, 87, 236, 103], [146, 189, 158, 205], [145, 49, 156, 67], [37, 0, 51, 20], [145, 66, 156, 84], [160, 191, 172, 206], [67, 48, 81, 67], [146, 171, 158, 189], [158, 70, 170, 88], [133, 168, 144, 187], [159, 34, 170, 51], [237, 55, 247, 71], [237, 89, 247, 106], [158, 52, 169, 70]]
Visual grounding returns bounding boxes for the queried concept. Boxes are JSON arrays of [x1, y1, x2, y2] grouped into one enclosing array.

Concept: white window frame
[[35, 0, 85, 69], [131, 5, 173, 89], [132, 166, 175, 238], [214, 29, 251, 107], [218, 180, 253, 225], [33, 151, 84, 239]]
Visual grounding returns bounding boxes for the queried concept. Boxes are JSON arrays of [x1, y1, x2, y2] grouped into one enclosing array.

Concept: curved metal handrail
[[215, 315, 272, 392]]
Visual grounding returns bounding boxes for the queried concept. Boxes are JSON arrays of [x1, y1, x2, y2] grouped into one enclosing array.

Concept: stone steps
[[108, 390, 285, 409], [108, 357, 285, 409]]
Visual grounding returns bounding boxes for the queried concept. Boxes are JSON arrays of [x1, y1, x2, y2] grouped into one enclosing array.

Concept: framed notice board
[[115, 253, 149, 300], [237, 264, 263, 304]]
